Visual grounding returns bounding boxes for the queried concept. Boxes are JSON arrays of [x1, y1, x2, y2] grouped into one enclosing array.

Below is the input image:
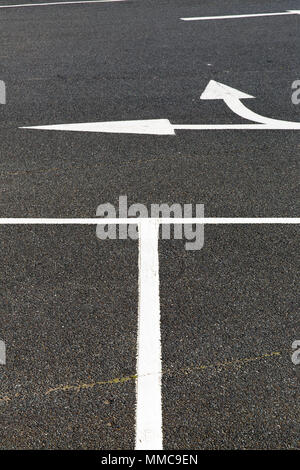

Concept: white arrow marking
[[20, 80, 300, 135], [0, 0, 126, 9], [21, 119, 176, 135], [181, 10, 300, 21], [200, 80, 300, 127]]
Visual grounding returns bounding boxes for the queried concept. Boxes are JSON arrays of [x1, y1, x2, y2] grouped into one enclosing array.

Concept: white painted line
[[21, 80, 300, 135], [0, 0, 126, 9], [174, 124, 300, 129], [0, 218, 299, 224], [135, 219, 162, 450], [181, 10, 300, 21]]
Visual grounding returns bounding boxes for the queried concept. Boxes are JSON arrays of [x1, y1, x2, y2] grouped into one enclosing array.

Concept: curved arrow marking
[[200, 80, 300, 128], [20, 80, 300, 135]]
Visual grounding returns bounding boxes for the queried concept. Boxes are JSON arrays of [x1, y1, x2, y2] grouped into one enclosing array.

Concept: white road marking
[[181, 10, 300, 21], [21, 121, 300, 134], [22, 119, 176, 135], [200, 80, 300, 127], [0, 218, 299, 224], [135, 219, 162, 450], [21, 80, 300, 135], [0, 0, 126, 9]]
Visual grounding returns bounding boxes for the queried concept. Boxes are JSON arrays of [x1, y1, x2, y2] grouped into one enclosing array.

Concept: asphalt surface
[[0, 0, 299, 450]]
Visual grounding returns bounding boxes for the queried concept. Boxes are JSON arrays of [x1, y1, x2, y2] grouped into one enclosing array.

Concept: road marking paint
[[0, 218, 299, 224], [22, 119, 176, 135], [20, 122, 300, 134], [181, 10, 300, 21], [135, 219, 162, 450], [46, 374, 136, 394], [0, 0, 126, 9], [200, 80, 300, 127], [21, 80, 300, 135]]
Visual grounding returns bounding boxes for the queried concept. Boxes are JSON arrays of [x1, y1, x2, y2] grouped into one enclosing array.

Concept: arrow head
[[200, 80, 255, 100], [287, 10, 300, 14], [20, 119, 175, 135]]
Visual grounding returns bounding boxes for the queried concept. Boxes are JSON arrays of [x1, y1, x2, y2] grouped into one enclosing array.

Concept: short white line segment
[[0, 0, 126, 9], [181, 10, 300, 21], [135, 219, 162, 450]]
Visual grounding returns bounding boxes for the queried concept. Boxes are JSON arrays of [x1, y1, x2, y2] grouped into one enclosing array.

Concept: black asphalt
[[0, 0, 299, 450]]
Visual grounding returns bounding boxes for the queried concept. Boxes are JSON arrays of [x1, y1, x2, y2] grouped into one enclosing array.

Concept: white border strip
[[0, 0, 126, 9], [0, 218, 298, 224]]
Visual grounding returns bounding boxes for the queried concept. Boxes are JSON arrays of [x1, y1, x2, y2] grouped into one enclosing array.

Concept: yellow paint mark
[[0, 350, 282, 405], [45, 351, 282, 396], [172, 351, 282, 377], [45, 374, 137, 395]]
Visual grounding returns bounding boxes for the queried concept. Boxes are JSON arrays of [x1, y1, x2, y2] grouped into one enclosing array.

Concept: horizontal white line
[[0, 0, 126, 9], [180, 11, 294, 21], [175, 124, 300, 130], [0, 218, 299, 224]]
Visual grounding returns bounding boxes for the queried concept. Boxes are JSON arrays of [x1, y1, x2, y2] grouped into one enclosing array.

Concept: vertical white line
[[135, 219, 163, 450]]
